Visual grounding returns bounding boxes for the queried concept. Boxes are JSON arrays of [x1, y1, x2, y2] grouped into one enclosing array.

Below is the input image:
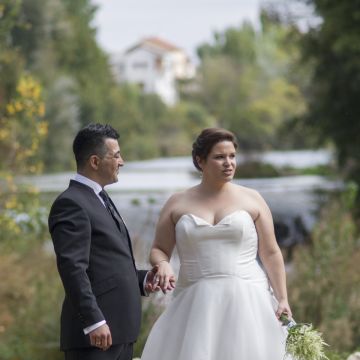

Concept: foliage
[[41, 76, 80, 171], [0, 6, 48, 247], [107, 84, 213, 160], [0, 71, 62, 359], [158, 101, 214, 157], [1, 0, 216, 169], [324, 351, 352, 360], [1, 0, 114, 172], [0, 74, 47, 174], [194, 11, 309, 151], [234, 162, 336, 179], [0, 0, 23, 105], [133, 300, 164, 358], [0, 73, 48, 249], [289, 184, 360, 352], [58, 0, 115, 127], [281, 314, 329, 360], [8, 0, 111, 127], [0, 239, 63, 360], [285, 323, 328, 360], [234, 161, 281, 178], [1, 0, 321, 172], [301, 0, 360, 188]]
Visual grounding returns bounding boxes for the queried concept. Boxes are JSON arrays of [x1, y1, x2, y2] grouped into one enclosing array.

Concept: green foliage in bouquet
[[281, 314, 329, 360]]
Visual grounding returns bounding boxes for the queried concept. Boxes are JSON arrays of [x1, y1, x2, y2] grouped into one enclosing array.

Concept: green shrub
[[133, 299, 164, 358], [289, 184, 360, 353], [235, 161, 280, 178]]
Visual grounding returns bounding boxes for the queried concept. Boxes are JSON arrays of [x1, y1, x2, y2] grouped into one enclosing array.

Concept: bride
[[141, 128, 292, 360]]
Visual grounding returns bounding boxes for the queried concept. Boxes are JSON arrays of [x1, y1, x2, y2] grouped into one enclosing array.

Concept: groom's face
[[97, 138, 124, 186]]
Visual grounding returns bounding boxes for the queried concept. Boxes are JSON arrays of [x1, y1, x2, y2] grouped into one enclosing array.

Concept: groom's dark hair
[[73, 123, 119, 169]]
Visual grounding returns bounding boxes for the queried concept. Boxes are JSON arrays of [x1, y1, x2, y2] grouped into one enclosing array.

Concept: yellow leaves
[[0, 128, 10, 140], [4, 195, 17, 210], [27, 186, 39, 195], [0, 184, 45, 247], [14, 100, 24, 112], [5, 75, 46, 119], [1, 73, 48, 174], [17, 75, 41, 101], [6, 103, 16, 115], [37, 121, 48, 136], [38, 103, 45, 117], [0, 215, 21, 238], [28, 164, 42, 174], [0, 175, 16, 194]]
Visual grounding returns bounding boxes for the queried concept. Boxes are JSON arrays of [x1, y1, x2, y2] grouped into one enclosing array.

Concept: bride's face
[[197, 141, 237, 181]]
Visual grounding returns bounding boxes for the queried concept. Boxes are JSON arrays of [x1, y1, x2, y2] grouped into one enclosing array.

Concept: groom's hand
[[145, 265, 161, 293], [89, 324, 112, 351]]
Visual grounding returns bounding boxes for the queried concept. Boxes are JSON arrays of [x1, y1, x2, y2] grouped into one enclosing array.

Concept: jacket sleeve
[[137, 270, 149, 296], [49, 197, 104, 327]]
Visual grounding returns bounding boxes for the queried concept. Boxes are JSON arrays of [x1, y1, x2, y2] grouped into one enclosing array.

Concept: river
[[23, 149, 341, 267]]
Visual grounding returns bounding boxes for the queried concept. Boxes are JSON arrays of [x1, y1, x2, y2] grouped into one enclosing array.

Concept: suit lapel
[[108, 196, 136, 268], [69, 180, 136, 268]]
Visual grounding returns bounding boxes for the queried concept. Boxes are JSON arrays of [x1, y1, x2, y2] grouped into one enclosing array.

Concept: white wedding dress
[[141, 210, 290, 360]]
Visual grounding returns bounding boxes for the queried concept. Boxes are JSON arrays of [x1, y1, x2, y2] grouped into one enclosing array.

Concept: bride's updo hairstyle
[[192, 128, 238, 171]]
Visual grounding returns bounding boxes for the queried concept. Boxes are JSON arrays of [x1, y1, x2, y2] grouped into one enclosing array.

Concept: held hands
[[153, 260, 176, 294], [145, 265, 161, 293], [89, 324, 112, 351]]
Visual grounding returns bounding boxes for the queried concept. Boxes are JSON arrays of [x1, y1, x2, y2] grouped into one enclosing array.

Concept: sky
[[91, 0, 262, 61]]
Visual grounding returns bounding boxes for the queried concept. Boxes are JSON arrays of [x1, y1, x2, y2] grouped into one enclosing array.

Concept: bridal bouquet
[[280, 314, 329, 360]]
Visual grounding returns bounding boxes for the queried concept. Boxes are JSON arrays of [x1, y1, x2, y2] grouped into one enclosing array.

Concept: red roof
[[143, 37, 181, 51], [126, 37, 182, 54]]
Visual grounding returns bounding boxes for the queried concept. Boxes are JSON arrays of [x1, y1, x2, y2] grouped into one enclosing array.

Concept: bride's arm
[[149, 194, 178, 292], [253, 191, 292, 319]]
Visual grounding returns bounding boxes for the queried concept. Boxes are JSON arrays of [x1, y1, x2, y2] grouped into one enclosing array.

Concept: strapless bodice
[[142, 210, 290, 360], [175, 210, 268, 290]]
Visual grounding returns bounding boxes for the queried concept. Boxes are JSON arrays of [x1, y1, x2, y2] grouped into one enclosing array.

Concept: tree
[[1, 0, 120, 171], [41, 76, 80, 171], [195, 12, 308, 151], [0, 74, 47, 174], [302, 0, 360, 184], [0, 0, 24, 106]]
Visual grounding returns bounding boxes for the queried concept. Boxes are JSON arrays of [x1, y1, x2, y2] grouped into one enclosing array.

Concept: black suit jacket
[[48, 180, 147, 351]]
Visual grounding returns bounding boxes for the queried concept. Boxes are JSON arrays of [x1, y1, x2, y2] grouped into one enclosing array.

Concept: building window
[[155, 57, 163, 71], [132, 62, 148, 69]]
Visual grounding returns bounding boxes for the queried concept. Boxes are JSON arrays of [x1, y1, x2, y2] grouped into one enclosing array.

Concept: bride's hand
[[154, 261, 176, 294], [276, 299, 292, 320]]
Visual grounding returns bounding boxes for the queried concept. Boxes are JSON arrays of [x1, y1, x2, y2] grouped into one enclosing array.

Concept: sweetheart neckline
[[175, 209, 253, 228]]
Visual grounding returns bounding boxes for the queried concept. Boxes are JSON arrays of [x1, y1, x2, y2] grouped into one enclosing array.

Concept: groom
[[49, 123, 157, 360]]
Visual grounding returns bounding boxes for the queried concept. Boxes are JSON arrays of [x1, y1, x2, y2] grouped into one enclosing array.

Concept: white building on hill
[[112, 37, 195, 105]]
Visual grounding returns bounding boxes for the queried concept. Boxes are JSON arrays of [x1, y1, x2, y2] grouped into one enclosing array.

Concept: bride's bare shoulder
[[161, 187, 198, 224], [231, 183, 268, 218], [163, 187, 198, 209], [232, 183, 261, 199]]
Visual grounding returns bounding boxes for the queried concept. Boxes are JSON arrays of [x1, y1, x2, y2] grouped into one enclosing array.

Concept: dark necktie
[[99, 190, 127, 234]]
